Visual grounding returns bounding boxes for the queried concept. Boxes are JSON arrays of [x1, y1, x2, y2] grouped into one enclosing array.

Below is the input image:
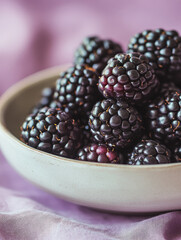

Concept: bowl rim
[[0, 65, 180, 169]]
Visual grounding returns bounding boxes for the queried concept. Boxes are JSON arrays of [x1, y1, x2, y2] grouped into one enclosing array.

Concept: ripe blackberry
[[128, 29, 181, 79], [146, 90, 181, 144], [98, 52, 159, 104], [127, 139, 171, 165], [74, 36, 123, 75], [174, 145, 181, 162], [77, 143, 124, 163], [21, 107, 82, 158], [53, 64, 100, 119], [89, 98, 143, 149], [32, 87, 54, 114]]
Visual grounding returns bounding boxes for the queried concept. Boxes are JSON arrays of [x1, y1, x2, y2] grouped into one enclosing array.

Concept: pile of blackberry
[[21, 28, 181, 165]]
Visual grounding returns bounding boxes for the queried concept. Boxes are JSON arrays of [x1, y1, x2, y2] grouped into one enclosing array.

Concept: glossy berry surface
[[77, 143, 124, 163], [127, 139, 171, 165], [98, 52, 159, 104], [74, 36, 123, 74], [53, 64, 100, 119], [128, 29, 181, 78], [89, 98, 143, 148], [146, 91, 181, 144], [21, 107, 82, 158]]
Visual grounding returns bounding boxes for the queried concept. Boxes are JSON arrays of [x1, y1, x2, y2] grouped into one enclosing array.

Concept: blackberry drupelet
[[77, 143, 124, 163], [127, 139, 171, 165], [146, 90, 181, 144], [128, 29, 181, 79], [32, 87, 55, 114], [74, 36, 123, 75], [174, 145, 181, 162], [53, 64, 101, 119], [89, 98, 143, 149], [98, 52, 159, 104], [21, 107, 82, 158]]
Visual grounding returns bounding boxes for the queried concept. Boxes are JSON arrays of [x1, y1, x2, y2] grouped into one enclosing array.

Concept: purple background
[[1, 0, 181, 239]]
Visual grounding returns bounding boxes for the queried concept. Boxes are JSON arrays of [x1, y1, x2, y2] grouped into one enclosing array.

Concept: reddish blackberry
[[98, 52, 159, 104], [128, 29, 181, 79], [127, 139, 171, 165], [32, 87, 54, 114], [74, 36, 123, 75], [89, 98, 143, 149], [77, 143, 124, 163], [53, 65, 101, 119], [146, 90, 181, 144], [21, 107, 82, 158], [174, 145, 181, 162]]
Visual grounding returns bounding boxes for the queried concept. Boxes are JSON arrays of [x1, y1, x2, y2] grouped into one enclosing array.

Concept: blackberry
[[89, 98, 143, 149], [53, 65, 100, 119], [32, 87, 54, 114], [74, 36, 123, 75], [146, 90, 181, 144], [128, 29, 181, 79], [174, 145, 181, 162], [98, 52, 159, 104], [127, 139, 171, 165], [77, 143, 124, 163], [21, 107, 82, 158]]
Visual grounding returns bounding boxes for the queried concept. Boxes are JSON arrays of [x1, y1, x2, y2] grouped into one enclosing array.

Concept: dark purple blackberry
[[89, 98, 143, 149], [146, 90, 181, 145], [32, 87, 55, 114], [174, 145, 181, 162], [74, 36, 123, 75], [77, 143, 124, 163], [128, 29, 181, 79], [53, 65, 101, 119], [21, 107, 82, 158], [98, 52, 159, 104], [127, 139, 171, 165]]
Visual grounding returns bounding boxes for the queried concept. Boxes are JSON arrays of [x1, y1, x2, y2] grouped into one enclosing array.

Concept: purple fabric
[[1, 0, 181, 239]]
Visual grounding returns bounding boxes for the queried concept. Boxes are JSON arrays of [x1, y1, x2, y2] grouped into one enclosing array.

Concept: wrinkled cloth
[[1, 166, 181, 240], [1, 0, 181, 239]]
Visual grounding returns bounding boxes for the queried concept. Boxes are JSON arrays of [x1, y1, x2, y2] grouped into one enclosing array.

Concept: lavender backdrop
[[1, 0, 181, 239]]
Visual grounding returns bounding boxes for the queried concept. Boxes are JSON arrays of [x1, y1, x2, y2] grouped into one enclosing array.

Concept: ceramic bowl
[[0, 65, 181, 214]]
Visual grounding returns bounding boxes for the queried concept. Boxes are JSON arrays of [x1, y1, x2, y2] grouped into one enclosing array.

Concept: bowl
[[1, 65, 181, 214]]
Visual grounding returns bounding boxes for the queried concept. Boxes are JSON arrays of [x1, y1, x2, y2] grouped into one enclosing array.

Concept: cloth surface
[[1, 0, 181, 239]]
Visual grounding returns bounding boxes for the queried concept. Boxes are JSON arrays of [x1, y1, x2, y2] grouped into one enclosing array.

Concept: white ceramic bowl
[[1, 65, 181, 214]]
